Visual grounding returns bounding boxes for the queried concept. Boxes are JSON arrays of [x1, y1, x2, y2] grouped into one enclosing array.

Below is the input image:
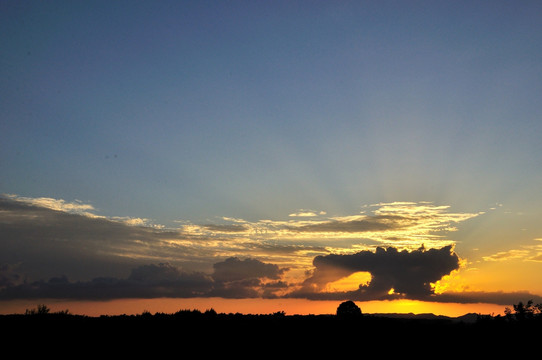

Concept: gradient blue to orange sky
[[1, 1, 542, 317]]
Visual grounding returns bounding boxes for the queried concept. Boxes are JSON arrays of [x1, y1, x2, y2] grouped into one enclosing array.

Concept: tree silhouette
[[505, 300, 542, 321], [336, 300, 362, 319]]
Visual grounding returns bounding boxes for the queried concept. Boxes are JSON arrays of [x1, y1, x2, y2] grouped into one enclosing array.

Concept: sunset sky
[[2, 1, 542, 316]]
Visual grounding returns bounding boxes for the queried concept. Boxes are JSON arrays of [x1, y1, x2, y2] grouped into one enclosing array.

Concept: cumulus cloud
[[292, 246, 461, 301]]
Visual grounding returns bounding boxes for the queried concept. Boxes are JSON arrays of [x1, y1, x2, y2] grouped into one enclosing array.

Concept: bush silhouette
[[336, 300, 362, 319], [25, 304, 50, 315]]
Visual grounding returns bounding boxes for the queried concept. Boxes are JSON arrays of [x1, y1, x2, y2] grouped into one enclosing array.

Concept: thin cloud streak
[[482, 240, 542, 262]]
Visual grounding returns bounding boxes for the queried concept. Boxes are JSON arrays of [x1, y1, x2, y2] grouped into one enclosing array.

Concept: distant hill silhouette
[[369, 311, 479, 322]]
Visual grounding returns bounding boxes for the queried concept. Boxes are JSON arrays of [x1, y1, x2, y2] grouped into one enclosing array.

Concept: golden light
[[324, 271, 372, 292], [431, 259, 469, 294]]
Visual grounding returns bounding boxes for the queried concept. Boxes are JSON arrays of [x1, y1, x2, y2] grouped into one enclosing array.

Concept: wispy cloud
[[3, 194, 96, 215], [181, 202, 480, 250], [483, 249, 532, 262], [289, 209, 327, 217], [483, 239, 542, 263], [2, 194, 159, 228]]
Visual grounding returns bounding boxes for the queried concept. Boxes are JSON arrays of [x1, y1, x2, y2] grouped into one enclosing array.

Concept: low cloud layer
[[2, 249, 539, 305], [1, 194, 539, 306], [0, 263, 213, 300], [0, 258, 288, 300]]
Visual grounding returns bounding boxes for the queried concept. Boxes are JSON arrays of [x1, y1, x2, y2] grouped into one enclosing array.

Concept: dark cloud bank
[[1, 196, 540, 305], [294, 246, 460, 300], [0, 258, 286, 300], [1, 248, 540, 305]]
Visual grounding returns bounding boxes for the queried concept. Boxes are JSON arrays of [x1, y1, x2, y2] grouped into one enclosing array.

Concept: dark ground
[[2, 311, 538, 356]]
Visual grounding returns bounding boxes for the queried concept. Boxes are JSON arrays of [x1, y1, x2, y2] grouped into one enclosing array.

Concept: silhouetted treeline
[[2, 301, 541, 354]]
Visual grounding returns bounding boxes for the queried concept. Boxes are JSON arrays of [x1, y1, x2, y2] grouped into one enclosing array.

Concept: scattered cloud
[[0, 194, 313, 283], [1, 194, 537, 305]]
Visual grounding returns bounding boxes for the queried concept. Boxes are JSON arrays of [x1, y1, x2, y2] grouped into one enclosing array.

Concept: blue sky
[[1, 1, 542, 312]]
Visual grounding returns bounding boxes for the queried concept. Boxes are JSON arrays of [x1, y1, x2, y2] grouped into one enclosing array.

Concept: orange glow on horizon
[[0, 298, 505, 318]]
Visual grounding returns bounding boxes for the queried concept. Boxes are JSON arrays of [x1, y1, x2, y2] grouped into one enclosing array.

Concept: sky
[[1, 0, 542, 316]]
